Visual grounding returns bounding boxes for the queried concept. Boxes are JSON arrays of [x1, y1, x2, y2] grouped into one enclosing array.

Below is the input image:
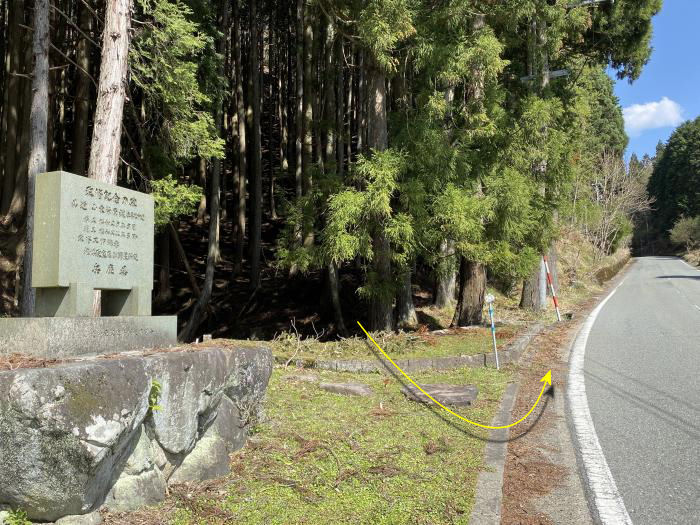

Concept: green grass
[[217, 326, 518, 366], [167, 364, 513, 525]]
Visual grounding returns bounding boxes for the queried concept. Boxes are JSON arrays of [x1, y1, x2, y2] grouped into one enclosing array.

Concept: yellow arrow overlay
[[357, 321, 551, 430]]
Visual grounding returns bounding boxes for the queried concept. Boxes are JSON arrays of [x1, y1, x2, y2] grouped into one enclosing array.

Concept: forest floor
[[152, 216, 587, 342], [153, 214, 628, 346]]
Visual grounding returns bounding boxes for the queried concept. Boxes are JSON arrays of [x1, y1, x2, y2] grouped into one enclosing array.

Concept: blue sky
[[610, 0, 700, 161]]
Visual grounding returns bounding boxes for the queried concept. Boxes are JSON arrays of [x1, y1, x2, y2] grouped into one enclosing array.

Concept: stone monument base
[[0, 316, 177, 358]]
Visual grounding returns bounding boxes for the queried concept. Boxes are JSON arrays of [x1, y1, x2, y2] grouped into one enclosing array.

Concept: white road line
[[568, 279, 633, 525], [679, 259, 700, 272]]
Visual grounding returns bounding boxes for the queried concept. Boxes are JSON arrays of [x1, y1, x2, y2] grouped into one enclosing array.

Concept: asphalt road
[[584, 256, 700, 524]]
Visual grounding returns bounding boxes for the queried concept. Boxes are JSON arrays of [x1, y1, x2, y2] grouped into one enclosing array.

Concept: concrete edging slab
[[468, 381, 520, 525], [280, 322, 546, 374]]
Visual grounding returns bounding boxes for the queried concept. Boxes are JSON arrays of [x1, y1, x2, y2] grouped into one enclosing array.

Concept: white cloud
[[623, 97, 684, 137]]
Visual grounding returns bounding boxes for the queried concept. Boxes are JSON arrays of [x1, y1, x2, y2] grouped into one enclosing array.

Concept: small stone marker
[[401, 383, 478, 406], [286, 373, 320, 383], [320, 382, 373, 397], [0, 171, 176, 357]]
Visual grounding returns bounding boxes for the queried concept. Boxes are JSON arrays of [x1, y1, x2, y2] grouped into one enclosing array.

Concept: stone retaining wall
[[0, 345, 272, 522], [594, 254, 631, 284]]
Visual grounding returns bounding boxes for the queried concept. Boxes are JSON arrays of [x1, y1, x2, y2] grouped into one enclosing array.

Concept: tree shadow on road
[[588, 358, 700, 416], [655, 275, 700, 280], [584, 370, 700, 440]]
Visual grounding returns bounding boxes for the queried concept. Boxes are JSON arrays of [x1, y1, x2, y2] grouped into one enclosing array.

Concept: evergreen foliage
[[131, 0, 224, 175], [151, 175, 203, 229], [648, 117, 700, 236]]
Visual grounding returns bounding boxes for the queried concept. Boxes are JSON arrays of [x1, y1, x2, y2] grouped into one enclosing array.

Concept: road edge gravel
[[468, 322, 553, 525]]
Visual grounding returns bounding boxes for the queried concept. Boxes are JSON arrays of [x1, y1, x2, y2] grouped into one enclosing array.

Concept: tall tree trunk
[[301, 6, 314, 248], [5, 40, 32, 225], [396, 268, 417, 330], [521, 17, 552, 309], [72, 1, 92, 175], [0, 0, 8, 198], [452, 256, 487, 325], [451, 259, 486, 326], [288, 0, 304, 278], [434, 239, 456, 308], [88, 0, 131, 186], [312, 19, 322, 168], [87, 0, 132, 315], [327, 262, 348, 336], [232, 0, 246, 275], [277, 10, 288, 210], [169, 222, 201, 298], [180, 155, 221, 340], [366, 56, 393, 332], [319, 17, 347, 334], [356, 50, 365, 156], [322, 16, 335, 170], [180, 0, 229, 340], [435, 88, 457, 309], [336, 39, 345, 180], [452, 14, 486, 327], [211, 166, 221, 264], [1, 0, 24, 215], [294, 0, 303, 202], [196, 157, 207, 224], [248, 0, 262, 289], [20, 0, 49, 317], [56, 67, 66, 170], [267, 1, 278, 220], [155, 229, 172, 304], [345, 45, 353, 165]]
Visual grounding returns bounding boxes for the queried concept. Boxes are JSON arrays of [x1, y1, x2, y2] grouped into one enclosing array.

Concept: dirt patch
[[0, 353, 67, 371]]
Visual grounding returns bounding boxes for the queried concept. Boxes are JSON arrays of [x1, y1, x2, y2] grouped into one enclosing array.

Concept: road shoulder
[[499, 263, 634, 524]]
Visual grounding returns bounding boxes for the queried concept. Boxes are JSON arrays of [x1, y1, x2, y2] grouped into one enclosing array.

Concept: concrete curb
[[468, 380, 520, 525], [466, 322, 551, 525], [279, 322, 546, 374]]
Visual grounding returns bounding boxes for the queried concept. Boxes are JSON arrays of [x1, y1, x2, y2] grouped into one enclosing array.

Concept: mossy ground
[[104, 364, 513, 525]]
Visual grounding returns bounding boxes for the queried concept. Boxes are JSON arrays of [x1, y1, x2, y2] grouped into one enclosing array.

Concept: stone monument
[[0, 171, 177, 356]]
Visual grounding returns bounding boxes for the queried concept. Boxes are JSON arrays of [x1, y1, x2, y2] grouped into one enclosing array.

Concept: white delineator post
[[485, 293, 499, 370], [543, 255, 562, 322]]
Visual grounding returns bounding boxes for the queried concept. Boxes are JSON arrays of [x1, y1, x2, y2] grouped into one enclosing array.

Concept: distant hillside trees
[[648, 117, 700, 241]]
